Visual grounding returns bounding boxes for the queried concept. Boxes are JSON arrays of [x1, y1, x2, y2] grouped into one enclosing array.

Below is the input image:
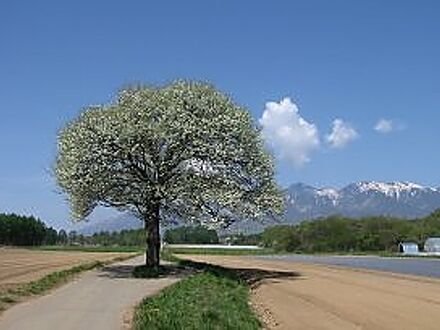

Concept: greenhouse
[[398, 242, 419, 255], [424, 237, 440, 253]]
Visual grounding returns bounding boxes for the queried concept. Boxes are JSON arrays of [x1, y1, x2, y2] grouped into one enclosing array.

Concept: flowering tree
[[55, 81, 283, 268]]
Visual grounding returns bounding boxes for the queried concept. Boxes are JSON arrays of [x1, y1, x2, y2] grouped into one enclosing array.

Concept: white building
[[398, 242, 419, 255], [424, 237, 440, 253]]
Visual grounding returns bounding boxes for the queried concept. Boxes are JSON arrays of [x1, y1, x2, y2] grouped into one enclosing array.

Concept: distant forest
[[0, 213, 60, 246], [0, 213, 145, 247], [259, 210, 440, 253], [0, 213, 218, 247]]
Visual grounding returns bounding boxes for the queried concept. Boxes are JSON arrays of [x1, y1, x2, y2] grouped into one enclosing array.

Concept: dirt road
[[0, 256, 180, 330], [182, 255, 440, 330]]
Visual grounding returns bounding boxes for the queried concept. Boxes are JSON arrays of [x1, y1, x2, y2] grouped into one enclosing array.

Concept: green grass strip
[[133, 259, 261, 330]]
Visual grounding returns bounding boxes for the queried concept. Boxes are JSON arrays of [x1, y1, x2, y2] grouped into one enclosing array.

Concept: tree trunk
[[145, 202, 161, 269]]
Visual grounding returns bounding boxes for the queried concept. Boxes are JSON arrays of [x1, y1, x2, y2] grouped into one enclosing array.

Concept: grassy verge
[[164, 247, 274, 256], [133, 256, 262, 330], [0, 254, 137, 313], [33, 245, 143, 253]]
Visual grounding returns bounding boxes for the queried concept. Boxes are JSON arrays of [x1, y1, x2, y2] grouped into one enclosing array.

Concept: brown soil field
[[181, 255, 440, 330], [0, 247, 133, 289]]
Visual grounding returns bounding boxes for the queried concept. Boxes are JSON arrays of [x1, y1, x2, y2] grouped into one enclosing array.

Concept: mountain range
[[72, 181, 440, 234], [284, 181, 440, 222]]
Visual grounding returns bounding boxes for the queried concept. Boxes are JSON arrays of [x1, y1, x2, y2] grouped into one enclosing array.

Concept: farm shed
[[398, 242, 419, 255], [424, 237, 440, 253]]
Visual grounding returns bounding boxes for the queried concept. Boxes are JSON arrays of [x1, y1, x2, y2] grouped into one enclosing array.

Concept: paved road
[[258, 254, 440, 278], [0, 256, 180, 330]]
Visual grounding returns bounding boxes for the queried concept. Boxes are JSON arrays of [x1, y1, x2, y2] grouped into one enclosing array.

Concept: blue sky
[[1, 1, 439, 229]]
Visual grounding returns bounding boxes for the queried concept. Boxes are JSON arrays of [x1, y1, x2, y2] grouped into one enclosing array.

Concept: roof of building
[[425, 237, 440, 244]]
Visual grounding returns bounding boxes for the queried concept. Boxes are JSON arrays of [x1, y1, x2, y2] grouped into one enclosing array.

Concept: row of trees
[[0, 213, 59, 246], [0, 212, 218, 247], [67, 225, 220, 246], [71, 229, 145, 246], [3, 209, 438, 252], [163, 226, 219, 244], [260, 211, 440, 253], [66, 226, 219, 246]]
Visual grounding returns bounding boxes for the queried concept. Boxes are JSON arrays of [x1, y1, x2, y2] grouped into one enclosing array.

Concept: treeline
[[66, 225, 219, 246], [164, 226, 219, 244], [5, 210, 439, 252], [261, 211, 440, 253], [0, 213, 144, 247], [0, 213, 215, 247], [226, 233, 261, 245], [70, 229, 145, 246], [65, 226, 219, 246], [0, 213, 59, 246]]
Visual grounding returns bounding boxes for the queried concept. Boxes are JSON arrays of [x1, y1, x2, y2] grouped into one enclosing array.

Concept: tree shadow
[[178, 260, 301, 289], [234, 267, 301, 289], [97, 263, 196, 279], [97, 259, 301, 287], [97, 264, 138, 279]]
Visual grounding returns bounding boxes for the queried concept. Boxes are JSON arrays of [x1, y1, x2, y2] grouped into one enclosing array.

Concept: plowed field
[[181, 255, 440, 330], [0, 248, 131, 289]]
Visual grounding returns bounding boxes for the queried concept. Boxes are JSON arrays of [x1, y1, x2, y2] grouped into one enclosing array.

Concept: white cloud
[[326, 119, 358, 149], [259, 98, 320, 167], [374, 119, 394, 133]]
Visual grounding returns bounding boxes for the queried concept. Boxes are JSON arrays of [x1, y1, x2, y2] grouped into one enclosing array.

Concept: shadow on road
[[97, 264, 137, 279]]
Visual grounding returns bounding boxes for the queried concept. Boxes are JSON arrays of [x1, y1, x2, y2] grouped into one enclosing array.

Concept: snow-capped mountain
[[285, 181, 440, 222]]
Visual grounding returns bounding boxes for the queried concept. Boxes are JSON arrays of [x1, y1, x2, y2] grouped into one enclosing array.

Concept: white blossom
[[55, 81, 283, 228]]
